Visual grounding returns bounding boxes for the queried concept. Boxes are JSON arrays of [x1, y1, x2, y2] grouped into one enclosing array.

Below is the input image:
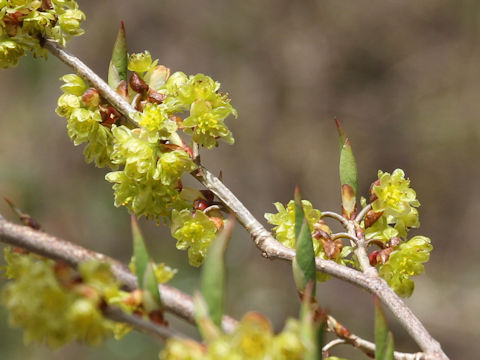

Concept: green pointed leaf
[[142, 261, 162, 311], [316, 317, 327, 359], [293, 187, 316, 294], [131, 216, 149, 288], [4, 197, 41, 230], [335, 119, 358, 218], [375, 296, 395, 360], [200, 218, 234, 327], [108, 21, 128, 90], [193, 292, 221, 342], [299, 283, 321, 360]]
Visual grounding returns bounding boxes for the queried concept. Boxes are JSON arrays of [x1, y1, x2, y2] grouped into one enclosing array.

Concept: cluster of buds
[[0, 0, 85, 68], [1, 247, 132, 347], [55, 45, 236, 265]]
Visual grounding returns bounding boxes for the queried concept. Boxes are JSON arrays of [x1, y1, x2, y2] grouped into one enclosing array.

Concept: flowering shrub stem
[[0, 213, 237, 333], [40, 40, 448, 360], [0, 213, 430, 360]]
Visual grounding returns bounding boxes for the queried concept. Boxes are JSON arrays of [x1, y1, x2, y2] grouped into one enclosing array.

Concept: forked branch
[[41, 39, 448, 360]]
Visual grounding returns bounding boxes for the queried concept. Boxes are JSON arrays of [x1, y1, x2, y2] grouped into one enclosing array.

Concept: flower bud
[[81, 88, 100, 107], [129, 72, 149, 94]]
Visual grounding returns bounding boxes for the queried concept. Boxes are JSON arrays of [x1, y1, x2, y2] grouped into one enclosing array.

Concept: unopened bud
[[129, 72, 149, 94], [81, 88, 100, 107], [146, 89, 166, 104], [116, 80, 129, 100], [99, 105, 120, 126], [364, 209, 383, 228], [209, 216, 224, 230], [369, 179, 381, 202]]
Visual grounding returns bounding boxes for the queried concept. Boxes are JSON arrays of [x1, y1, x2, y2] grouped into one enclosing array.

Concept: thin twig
[[41, 40, 448, 360], [331, 232, 358, 243], [0, 214, 429, 360], [322, 338, 347, 353], [193, 166, 448, 360], [103, 305, 186, 341], [43, 39, 139, 128], [0, 215, 238, 334], [321, 211, 349, 228], [326, 314, 425, 360], [355, 203, 372, 223]]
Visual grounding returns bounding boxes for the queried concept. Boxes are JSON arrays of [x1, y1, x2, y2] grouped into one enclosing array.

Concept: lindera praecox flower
[[0, 0, 85, 68], [1, 247, 131, 347], [55, 50, 237, 266], [265, 169, 432, 297]]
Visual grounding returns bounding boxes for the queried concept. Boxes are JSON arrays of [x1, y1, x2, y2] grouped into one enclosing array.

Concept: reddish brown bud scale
[[200, 190, 215, 202], [193, 199, 209, 211], [146, 89, 166, 104], [388, 236, 402, 248], [209, 216, 224, 230], [41, 0, 53, 10], [341, 184, 357, 219], [170, 115, 183, 129], [149, 310, 168, 326], [129, 72, 149, 94], [116, 80, 129, 101], [321, 238, 343, 259], [364, 209, 383, 228], [12, 247, 29, 255], [369, 179, 381, 202], [99, 105, 120, 127], [81, 88, 100, 107], [123, 289, 143, 308], [369, 250, 380, 266], [313, 229, 331, 240], [184, 144, 194, 158]]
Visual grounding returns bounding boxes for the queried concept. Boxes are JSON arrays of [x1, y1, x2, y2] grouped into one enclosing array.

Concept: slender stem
[[0, 214, 429, 360], [322, 338, 346, 353], [103, 305, 186, 341], [355, 203, 372, 223], [193, 166, 448, 360], [321, 211, 349, 228], [331, 232, 358, 242], [43, 39, 139, 128], [0, 215, 238, 334], [41, 41, 448, 360], [326, 314, 425, 360]]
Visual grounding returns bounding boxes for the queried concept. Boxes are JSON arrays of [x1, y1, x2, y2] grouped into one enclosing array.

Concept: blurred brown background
[[0, 0, 479, 358]]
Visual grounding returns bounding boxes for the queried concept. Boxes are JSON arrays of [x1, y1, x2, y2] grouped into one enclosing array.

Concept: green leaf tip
[[143, 261, 162, 311], [374, 296, 395, 360], [200, 216, 235, 327], [293, 188, 316, 295], [334, 117, 346, 145], [335, 119, 358, 219], [108, 21, 128, 90], [131, 215, 149, 289], [4, 197, 41, 230]]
